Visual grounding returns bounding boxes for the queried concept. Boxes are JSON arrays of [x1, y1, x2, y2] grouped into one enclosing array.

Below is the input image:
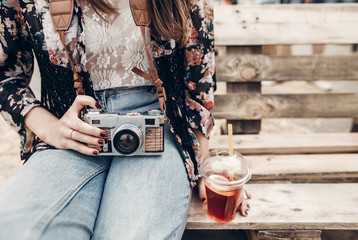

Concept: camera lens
[[113, 125, 142, 154]]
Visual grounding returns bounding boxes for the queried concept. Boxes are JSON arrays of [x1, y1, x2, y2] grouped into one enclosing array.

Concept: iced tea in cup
[[199, 149, 251, 223]]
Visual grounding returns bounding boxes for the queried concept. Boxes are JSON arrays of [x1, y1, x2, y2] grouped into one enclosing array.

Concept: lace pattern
[[81, 0, 154, 90]]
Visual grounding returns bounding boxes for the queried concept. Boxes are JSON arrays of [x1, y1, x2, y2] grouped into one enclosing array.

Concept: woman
[[0, 0, 250, 239]]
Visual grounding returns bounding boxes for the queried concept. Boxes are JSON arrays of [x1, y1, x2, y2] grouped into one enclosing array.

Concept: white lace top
[[81, 0, 154, 90]]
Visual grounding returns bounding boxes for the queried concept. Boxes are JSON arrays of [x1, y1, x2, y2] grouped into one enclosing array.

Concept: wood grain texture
[[246, 154, 358, 180], [213, 93, 358, 119], [209, 133, 358, 154], [187, 184, 358, 230], [258, 230, 321, 240], [225, 82, 262, 133], [216, 55, 358, 82], [214, 4, 358, 45]]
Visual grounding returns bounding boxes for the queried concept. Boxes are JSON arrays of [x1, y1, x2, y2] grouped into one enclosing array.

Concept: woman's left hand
[[198, 178, 252, 216]]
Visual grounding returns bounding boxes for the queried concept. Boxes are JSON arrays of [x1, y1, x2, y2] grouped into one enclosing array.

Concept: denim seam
[[26, 164, 110, 240]]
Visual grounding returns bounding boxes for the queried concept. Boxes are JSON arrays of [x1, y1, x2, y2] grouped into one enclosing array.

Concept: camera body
[[84, 109, 164, 156]]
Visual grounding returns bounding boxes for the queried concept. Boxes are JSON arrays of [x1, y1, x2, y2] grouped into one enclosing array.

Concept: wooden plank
[[227, 82, 261, 93], [352, 119, 358, 132], [226, 72, 262, 133], [258, 230, 321, 240], [216, 55, 358, 82], [209, 133, 358, 154], [215, 4, 358, 45], [224, 120, 261, 134], [215, 46, 227, 57], [213, 93, 358, 119], [228, 46, 262, 55], [246, 154, 358, 180], [215, 46, 262, 57], [226, 82, 262, 134], [187, 183, 358, 230], [261, 45, 278, 55]]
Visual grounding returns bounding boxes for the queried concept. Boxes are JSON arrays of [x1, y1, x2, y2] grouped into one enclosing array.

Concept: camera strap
[[129, 0, 167, 112], [49, 0, 167, 112], [49, 0, 85, 96]]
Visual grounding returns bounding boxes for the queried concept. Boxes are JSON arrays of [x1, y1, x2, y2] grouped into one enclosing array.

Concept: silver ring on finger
[[70, 129, 76, 140]]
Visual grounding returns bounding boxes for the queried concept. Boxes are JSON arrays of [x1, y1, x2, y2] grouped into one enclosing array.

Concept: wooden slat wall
[[213, 93, 358, 119], [216, 55, 358, 82], [213, 4, 358, 133], [214, 4, 358, 45], [220, 46, 263, 134]]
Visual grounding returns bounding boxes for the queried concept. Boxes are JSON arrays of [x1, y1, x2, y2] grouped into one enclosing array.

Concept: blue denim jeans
[[0, 86, 191, 240]]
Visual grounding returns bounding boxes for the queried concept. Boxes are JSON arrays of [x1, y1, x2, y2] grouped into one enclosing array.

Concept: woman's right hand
[[25, 95, 106, 156]]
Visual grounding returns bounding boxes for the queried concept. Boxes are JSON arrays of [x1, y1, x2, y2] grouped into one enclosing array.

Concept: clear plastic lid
[[199, 149, 251, 189]]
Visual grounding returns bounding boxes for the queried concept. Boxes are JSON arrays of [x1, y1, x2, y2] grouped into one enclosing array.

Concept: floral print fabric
[[0, 0, 215, 187]]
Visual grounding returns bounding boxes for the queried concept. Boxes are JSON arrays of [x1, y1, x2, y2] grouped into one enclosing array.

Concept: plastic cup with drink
[[199, 124, 251, 223]]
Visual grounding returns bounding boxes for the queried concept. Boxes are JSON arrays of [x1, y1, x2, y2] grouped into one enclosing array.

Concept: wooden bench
[[185, 3, 358, 240]]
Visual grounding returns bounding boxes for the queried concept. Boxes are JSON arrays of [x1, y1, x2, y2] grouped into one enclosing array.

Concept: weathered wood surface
[[213, 93, 358, 119], [215, 4, 358, 45], [216, 55, 358, 82], [225, 120, 261, 134], [225, 67, 262, 133], [226, 83, 262, 134], [187, 183, 358, 230], [246, 154, 358, 180], [258, 230, 321, 240], [209, 133, 358, 154]]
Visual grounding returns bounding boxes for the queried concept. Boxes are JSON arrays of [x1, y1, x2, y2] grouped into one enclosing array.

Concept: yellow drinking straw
[[228, 124, 234, 181]]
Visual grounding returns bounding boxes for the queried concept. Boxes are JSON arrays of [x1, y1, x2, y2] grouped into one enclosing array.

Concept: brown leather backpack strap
[[132, 26, 167, 112], [130, 0, 167, 112], [130, 0, 151, 27], [49, 0, 85, 96], [49, 0, 73, 31]]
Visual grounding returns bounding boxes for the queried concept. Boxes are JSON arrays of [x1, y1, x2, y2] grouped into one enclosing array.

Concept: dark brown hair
[[87, 0, 191, 46]]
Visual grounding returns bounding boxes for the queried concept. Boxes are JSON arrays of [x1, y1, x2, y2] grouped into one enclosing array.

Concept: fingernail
[[95, 103, 100, 109], [98, 139, 104, 145], [201, 198, 206, 203], [247, 203, 250, 209], [100, 131, 106, 137], [93, 151, 99, 155]]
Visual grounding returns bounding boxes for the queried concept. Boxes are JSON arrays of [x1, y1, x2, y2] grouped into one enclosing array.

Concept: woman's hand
[[25, 95, 105, 156], [198, 178, 252, 216]]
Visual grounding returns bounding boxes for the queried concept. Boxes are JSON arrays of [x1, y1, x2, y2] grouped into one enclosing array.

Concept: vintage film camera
[[84, 109, 164, 156]]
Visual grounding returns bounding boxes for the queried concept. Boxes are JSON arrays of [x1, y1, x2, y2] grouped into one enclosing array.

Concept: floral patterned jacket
[[0, 0, 215, 187]]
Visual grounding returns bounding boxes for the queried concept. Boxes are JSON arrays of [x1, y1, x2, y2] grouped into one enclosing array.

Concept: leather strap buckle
[[157, 86, 167, 102]]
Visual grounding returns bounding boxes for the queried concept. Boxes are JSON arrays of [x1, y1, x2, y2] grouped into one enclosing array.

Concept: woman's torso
[[80, 0, 154, 90]]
